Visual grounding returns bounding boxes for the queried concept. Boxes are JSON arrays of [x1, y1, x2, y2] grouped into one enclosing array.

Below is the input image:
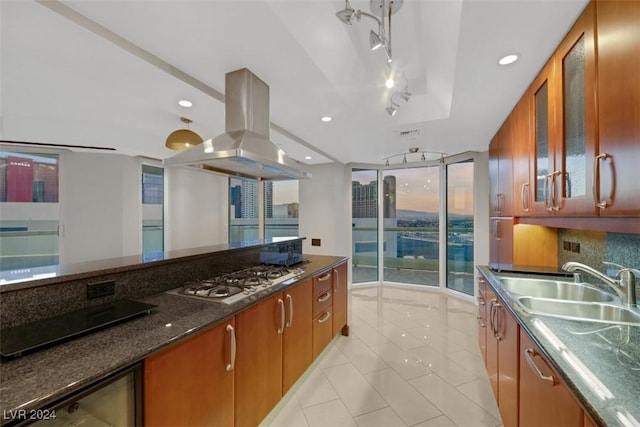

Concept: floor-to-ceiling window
[[264, 180, 299, 239], [446, 160, 474, 295], [351, 154, 476, 296], [229, 177, 259, 244], [382, 166, 440, 285], [351, 169, 379, 283], [142, 165, 164, 261]]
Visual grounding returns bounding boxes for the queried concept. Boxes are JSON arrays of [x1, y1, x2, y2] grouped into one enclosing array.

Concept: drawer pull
[[318, 291, 331, 303], [476, 315, 485, 328], [277, 298, 285, 334], [318, 311, 332, 323], [285, 294, 293, 328], [318, 272, 332, 282], [524, 348, 555, 385]]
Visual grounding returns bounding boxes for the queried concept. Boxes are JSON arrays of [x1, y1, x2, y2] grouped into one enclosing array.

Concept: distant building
[[230, 179, 275, 219], [352, 176, 396, 218]]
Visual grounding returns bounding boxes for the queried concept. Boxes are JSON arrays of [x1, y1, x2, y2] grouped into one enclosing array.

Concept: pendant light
[[165, 117, 203, 151]]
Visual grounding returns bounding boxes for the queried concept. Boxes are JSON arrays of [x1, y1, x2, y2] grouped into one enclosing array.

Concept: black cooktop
[[0, 299, 156, 358]]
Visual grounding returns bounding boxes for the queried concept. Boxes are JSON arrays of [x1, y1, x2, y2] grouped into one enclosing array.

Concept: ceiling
[[1, 0, 589, 167]]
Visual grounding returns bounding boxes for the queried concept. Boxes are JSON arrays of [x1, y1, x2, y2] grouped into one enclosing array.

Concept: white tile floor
[[265, 285, 503, 427]]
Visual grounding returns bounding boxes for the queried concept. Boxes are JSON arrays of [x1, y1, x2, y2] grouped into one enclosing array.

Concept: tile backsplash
[[558, 230, 640, 273]]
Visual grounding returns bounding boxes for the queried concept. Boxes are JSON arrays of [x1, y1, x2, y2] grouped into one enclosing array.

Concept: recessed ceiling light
[[178, 99, 193, 108], [498, 54, 520, 66], [321, 116, 332, 122], [385, 77, 395, 89], [305, 156, 312, 160]]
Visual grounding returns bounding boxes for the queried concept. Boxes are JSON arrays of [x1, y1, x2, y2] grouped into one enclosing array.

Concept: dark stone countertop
[[0, 255, 345, 423], [477, 266, 640, 427]]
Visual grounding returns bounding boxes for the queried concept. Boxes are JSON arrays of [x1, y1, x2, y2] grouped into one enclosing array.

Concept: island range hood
[[163, 68, 311, 180]]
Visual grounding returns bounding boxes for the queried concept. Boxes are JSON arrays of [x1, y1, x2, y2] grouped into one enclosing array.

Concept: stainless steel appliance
[[166, 264, 304, 305]]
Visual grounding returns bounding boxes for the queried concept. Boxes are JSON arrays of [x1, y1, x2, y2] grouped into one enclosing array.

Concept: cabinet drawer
[[313, 271, 333, 296], [312, 309, 333, 358], [313, 289, 332, 318]]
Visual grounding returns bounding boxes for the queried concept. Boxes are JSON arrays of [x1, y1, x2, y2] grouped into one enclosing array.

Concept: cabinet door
[[519, 330, 583, 427], [554, 2, 598, 215], [489, 124, 513, 217], [511, 96, 533, 216], [235, 293, 284, 427], [313, 306, 333, 359], [530, 59, 558, 215], [485, 287, 499, 400], [489, 217, 514, 267], [282, 280, 312, 394], [595, 0, 640, 216], [477, 278, 488, 364], [332, 261, 349, 337], [144, 319, 235, 427], [496, 303, 519, 427]]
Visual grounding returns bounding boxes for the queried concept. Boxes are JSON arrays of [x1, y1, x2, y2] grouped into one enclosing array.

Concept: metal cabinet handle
[[493, 301, 502, 340], [495, 220, 501, 241], [318, 272, 332, 282], [477, 296, 485, 306], [551, 171, 561, 211], [277, 298, 285, 334], [521, 183, 530, 212], [318, 291, 332, 303], [226, 324, 236, 371], [495, 193, 503, 214], [334, 269, 339, 292], [524, 348, 555, 385], [285, 294, 293, 328], [476, 315, 486, 328], [543, 174, 552, 211], [593, 153, 610, 209], [489, 299, 497, 335], [318, 311, 332, 323]]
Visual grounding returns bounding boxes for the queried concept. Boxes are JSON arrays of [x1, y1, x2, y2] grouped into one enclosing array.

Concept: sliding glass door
[[351, 169, 379, 284]]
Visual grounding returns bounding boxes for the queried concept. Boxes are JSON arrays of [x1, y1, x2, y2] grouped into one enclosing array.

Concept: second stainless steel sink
[[517, 297, 640, 325], [498, 277, 615, 302]]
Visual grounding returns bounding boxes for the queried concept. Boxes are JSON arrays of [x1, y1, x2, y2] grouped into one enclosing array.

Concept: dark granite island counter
[[0, 237, 346, 425]]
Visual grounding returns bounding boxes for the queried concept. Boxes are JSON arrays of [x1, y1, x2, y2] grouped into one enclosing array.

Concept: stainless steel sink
[[498, 277, 615, 302], [517, 297, 640, 325]]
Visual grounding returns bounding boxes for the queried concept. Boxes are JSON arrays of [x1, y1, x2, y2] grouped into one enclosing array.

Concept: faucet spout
[[561, 261, 637, 308]]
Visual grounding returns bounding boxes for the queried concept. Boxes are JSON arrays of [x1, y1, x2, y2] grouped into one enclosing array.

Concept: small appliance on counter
[[259, 238, 304, 267]]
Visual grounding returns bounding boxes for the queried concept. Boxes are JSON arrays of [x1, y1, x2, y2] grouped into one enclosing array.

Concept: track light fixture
[[336, 0, 409, 114], [383, 148, 447, 166]]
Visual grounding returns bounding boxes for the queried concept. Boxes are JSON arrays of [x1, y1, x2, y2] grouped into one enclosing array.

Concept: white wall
[[299, 163, 350, 258], [165, 167, 228, 250], [58, 151, 141, 264]]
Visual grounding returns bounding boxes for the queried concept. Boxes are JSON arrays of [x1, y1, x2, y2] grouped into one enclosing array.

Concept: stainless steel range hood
[[163, 68, 311, 180]]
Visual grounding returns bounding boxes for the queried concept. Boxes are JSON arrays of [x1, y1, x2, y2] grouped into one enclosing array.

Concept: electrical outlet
[[311, 238, 321, 247], [571, 242, 581, 253], [563, 241, 572, 251], [87, 280, 116, 299]]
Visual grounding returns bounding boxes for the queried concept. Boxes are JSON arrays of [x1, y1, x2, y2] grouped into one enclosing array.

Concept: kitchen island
[[477, 266, 640, 427], [0, 252, 346, 425]]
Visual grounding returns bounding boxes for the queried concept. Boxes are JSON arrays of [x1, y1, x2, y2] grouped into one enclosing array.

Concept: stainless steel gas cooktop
[[166, 265, 304, 305]]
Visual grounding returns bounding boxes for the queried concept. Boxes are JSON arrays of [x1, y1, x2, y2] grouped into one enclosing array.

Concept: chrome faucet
[[562, 261, 638, 308]]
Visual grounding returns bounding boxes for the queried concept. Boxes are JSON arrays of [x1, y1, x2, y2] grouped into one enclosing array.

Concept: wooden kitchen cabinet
[[489, 217, 514, 267], [519, 330, 583, 427], [282, 279, 313, 394], [594, 0, 640, 216], [489, 122, 513, 217], [144, 319, 235, 427], [312, 269, 334, 358], [511, 96, 533, 216], [477, 277, 488, 364], [235, 293, 283, 427], [332, 261, 349, 337], [484, 286, 519, 427]]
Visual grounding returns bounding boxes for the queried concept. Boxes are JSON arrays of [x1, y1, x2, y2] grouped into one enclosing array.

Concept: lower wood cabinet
[[332, 261, 349, 337], [144, 319, 235, 427], [282, 279, 313, 393], [312, 269, 334, 358], [477, 278, 488, 364], [519, 330, 583, 427], [234, 293, 284, 427], [486, 289, 519, 427]]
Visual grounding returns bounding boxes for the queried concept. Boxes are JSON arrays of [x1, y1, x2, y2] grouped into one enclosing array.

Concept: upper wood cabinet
[[511, 94, 533, 216], [489, 217, 514, 267], [594, 0, 640, 216], [144, 319, 235, 427], [489, 122, 514, 217]]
